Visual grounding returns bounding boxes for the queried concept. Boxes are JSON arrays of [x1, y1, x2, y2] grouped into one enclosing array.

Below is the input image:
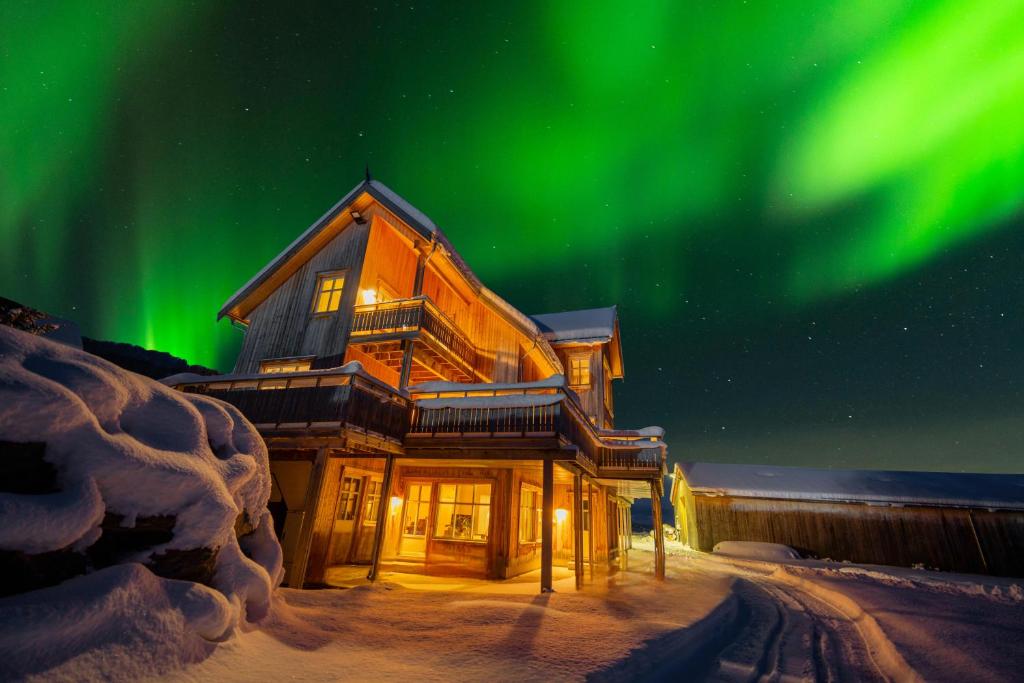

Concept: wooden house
[[671, 462, 1024, 576], [168, 177, 668, 591]]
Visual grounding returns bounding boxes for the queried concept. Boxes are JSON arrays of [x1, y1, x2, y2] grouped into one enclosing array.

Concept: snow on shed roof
[[677, 462, 1024, 511], [530, 306, 618, 343]]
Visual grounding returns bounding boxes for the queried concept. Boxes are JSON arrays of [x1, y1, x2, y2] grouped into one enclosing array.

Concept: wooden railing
[[179, 372, 410, 442], [407, 384, 665, 478], [350, 297, 477, 373]]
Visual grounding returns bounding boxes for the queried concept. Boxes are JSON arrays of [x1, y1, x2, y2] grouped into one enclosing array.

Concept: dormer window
[[313, 272, 346, 314], [569, 354, 590, 389]]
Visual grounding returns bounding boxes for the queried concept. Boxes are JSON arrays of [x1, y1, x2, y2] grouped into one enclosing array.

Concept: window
[[402, 483, 431, 537], [569, 355, 590, 388], [518, 484, 543, 543], [260, 358, 312, 374], [336, 477, 361, 521], [313, 272, 346, 314], [362, 480, 382, 525], [582, 498, 591, 533], [435, 483, 491, 541]]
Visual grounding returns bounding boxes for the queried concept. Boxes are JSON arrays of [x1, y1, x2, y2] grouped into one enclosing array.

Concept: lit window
[[260, 358, 312, 374], [518, 484, 543, 543], [435, 483, 491, 541], [336, 476, 361, 520], [402, 484, 431, 537], [569, 355, 590, 388], [313, 272, 346, 313], [363, 480, 382, 525]]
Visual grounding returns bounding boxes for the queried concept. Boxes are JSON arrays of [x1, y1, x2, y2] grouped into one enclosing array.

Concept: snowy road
[[686, 555, 906, 682]]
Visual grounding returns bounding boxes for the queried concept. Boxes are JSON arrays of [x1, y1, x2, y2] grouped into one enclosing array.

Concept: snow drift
[[0, 326, 282, 676]]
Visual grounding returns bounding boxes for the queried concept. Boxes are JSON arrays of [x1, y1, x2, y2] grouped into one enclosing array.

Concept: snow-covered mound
[[713, 541, 801, 561], [0, 326, 282, 674]]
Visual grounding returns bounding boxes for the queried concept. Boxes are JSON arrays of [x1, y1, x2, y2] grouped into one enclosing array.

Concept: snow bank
[[713, 541, 800, 561], [0, 326, 282, 674]]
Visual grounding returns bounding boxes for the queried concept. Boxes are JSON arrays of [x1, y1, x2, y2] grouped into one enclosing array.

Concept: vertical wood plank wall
[[233, 218, 371, 373]]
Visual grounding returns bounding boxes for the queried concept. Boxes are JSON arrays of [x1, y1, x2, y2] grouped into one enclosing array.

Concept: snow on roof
[[159, 361, 371, 388], [678, 461, 1024, 511], [415, 393, 566, 410], [529, 306, 618, 343]]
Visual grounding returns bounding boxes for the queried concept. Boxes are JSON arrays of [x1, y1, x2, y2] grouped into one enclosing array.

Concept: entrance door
[[330, 475, 363, 564], [399, 483, 431, 557]]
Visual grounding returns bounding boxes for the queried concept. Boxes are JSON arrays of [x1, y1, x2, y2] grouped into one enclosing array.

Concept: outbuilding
[[671, 461, 1024, 576]]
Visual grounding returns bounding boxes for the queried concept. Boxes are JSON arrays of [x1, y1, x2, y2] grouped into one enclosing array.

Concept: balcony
[[348, 296, 479, 385], [176, 369, 411, 447], [405, 381, 666, 480]]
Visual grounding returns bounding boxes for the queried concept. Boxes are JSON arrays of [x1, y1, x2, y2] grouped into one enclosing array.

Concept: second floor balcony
[[347, 296, 480, 386]]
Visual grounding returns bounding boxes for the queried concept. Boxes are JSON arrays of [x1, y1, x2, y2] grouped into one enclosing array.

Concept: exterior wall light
[[555, 508, 568, 523]]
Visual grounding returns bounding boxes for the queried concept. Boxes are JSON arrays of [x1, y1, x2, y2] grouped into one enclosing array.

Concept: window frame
[[433, 481, 493, 543], [311, 269, 348, 316], [259, 357, 314, 374], [568, 353, 591, 389], [518, 483, 543, 544]]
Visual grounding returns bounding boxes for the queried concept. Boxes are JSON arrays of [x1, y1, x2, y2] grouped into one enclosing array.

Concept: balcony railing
[[350, 296, 477, 375], [177, 370, 411, 443], [406, 382, 666, 478]]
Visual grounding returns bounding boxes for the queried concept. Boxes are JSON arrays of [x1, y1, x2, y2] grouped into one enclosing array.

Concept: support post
[[651, 478, 666, 580], [573, 471, 584, 590], [587, 479, 596, 577], [291, 446, 328, 588], [398, 340, 416, 389], [541, 458, 554, 593], [367, 455, 396, 581]]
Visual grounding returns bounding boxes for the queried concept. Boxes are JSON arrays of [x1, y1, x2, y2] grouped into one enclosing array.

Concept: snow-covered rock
[[0, 325, 282, 662], [712, 541, 801, 561]]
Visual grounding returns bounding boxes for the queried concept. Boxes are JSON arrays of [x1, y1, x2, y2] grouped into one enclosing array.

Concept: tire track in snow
[[683, 554, 919, 682]]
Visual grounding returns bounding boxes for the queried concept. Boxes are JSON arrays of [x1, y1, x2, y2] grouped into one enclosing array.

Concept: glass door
[[399, 483, 431, 557]]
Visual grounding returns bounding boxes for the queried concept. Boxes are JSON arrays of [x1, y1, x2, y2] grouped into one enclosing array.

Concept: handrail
[[351, 296, 478, 372]]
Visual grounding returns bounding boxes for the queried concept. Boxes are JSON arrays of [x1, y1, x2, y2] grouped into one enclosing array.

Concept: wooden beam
[[290, 446, 329, 588], [398, 339, 416, 389], [587, 478, 596, 578], [367, 454, 396, 581], [541, 458, 554, 593], [651, 478, 665, 580], [573, 471, 584, 590]]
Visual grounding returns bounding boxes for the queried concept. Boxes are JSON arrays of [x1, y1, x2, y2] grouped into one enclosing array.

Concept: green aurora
[[3, 1, 1022, 470]]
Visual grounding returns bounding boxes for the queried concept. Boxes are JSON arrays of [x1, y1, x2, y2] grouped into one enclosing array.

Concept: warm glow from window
[[313, 272, 345, 313], [260, 359, 312, 374], [555, 508, 569, 524], [434, 483, 491, 541], [519, 484, 542, 543], [360, 288, 378, 305], [390, 495, 403, 512], [569, 355, 591, 388]]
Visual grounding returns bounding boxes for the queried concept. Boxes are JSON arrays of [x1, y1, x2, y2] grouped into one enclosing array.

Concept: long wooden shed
[[671, 461, 1024, 577]]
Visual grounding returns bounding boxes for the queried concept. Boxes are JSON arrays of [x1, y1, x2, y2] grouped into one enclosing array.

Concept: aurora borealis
[[3, 2, 1022, 471]]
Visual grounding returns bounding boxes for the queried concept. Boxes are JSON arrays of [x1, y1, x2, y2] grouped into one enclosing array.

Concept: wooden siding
[[233, 219, 370, 373], [683, 492, 1024, 577], [554, 344, 608, 426], [357, 215, 418, 299]]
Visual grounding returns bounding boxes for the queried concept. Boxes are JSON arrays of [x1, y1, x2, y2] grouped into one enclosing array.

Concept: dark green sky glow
[[3, 2, 1022, 471]]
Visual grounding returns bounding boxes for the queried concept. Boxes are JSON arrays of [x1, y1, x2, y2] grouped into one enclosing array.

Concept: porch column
[[573, 471, 584, 590], [587, 478, 595, 577], [651, 478, 666, 580], [367, 455, 396, 581], [398, 340, 416, 389], [291, 446, 329, 588], [541, 458, 554, 593]]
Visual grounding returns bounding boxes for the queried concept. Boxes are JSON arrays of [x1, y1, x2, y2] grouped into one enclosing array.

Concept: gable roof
[[676, 461, 1024, 511], [530, 306, 623, 378], [219, 179, 442, 321], [215, 176, 565, 371]]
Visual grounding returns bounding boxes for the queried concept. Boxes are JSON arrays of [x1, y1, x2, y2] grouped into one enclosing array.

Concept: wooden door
[[351, 477, 383, 563], [329, 475, 363, 564]]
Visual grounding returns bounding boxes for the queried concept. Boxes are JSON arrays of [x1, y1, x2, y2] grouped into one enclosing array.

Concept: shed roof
[[676, 461, 1024, 511]]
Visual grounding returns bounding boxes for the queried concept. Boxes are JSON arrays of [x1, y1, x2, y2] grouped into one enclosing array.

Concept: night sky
[[3, 2, 1022, 472]]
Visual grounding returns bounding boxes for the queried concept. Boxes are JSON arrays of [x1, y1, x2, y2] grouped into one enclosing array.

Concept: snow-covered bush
[[0, 325, 282, 653]]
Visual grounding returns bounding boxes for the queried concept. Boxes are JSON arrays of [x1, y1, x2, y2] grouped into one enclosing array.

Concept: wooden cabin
[[169, 177, 668, 591], [671, 462, 1024, 576]]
